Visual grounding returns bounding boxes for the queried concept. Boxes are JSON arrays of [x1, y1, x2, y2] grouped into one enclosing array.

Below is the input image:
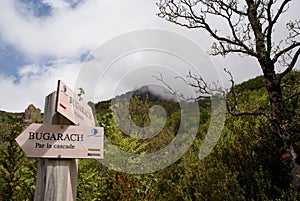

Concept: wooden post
[[34, 92, 78, 201]]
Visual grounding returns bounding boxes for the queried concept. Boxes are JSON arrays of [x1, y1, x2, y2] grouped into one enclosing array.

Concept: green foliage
[[282, 71, 300, 133], [78, 107, 159, 200], [77, 159, 103, 201], [97, 104, 148, 155], [0, 116, 37, 201], [1, 72, 299, 200], [235, 75, 265, 91]]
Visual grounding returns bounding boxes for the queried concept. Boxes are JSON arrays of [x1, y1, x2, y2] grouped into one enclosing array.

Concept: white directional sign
[[16, 124, 104, 159], [56, 80, 95, 127]]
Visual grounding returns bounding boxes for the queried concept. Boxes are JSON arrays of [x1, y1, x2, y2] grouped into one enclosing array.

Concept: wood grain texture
[[34, 92, 78, 201]]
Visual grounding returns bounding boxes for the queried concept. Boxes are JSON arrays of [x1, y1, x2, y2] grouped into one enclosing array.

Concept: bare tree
[[157, 0, 300, 192]]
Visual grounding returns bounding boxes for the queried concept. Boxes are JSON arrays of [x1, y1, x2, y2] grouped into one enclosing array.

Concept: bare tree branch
[[278, 47, 300, 80], [157, 0, 257, 57], [152, 72, 187, 100], [272, 43, 300, 64], [272, 0, 291, 26], [224, 68, 268, 117]]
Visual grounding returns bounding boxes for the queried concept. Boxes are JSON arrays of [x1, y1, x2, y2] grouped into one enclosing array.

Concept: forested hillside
[[0, 71, 299, 200]]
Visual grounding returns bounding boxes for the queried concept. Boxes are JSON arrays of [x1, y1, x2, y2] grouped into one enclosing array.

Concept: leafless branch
[[272, 0, 291, 26], [287, 20, 300, 39], [157, 0, 257, 57], [272, 43, 300, 64], [153, 71, 215, 101], [224, 68, 268, 117], [278, 47, 300, 80], [152, 72, 195, 101]]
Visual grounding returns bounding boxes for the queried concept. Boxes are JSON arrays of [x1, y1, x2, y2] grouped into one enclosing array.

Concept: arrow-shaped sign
[[16, 124, 104, 159]]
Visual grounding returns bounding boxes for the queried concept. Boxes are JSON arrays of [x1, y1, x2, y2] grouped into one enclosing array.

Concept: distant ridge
[[114, 85, 176, 102]]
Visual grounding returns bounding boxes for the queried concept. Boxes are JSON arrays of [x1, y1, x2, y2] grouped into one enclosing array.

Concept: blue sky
[[0, 0, 299, 112], [0, 0, 85, 77], [0, 43, 28, 77], [18, 0, 53, 17]]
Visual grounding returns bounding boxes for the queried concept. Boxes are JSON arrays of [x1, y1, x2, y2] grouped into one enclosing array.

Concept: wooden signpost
[[16, 80, 104, 201]]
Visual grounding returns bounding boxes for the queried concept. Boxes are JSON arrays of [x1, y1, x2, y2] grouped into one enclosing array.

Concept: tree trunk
[[262, 64, 300, 194]]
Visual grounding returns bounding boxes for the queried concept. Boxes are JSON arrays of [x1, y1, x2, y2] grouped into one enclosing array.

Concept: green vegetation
[[0, 114, 38, 201], [0, 71, 299, 200]]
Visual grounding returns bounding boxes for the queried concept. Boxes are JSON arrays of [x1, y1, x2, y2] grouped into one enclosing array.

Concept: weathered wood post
[[14, 80, 103, 200], [34, 92, 78, 201]]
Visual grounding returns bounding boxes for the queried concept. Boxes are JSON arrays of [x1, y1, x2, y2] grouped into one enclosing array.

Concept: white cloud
[[0, 59, 81, 112], [0, 0, 165, 59], [42, 0, 69, 9], [0, 0, 299, 112], [17, 64, 40, 77]]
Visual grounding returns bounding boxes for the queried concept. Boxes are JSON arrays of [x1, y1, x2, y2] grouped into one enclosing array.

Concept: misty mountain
[[114, 85, 175, 102]]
